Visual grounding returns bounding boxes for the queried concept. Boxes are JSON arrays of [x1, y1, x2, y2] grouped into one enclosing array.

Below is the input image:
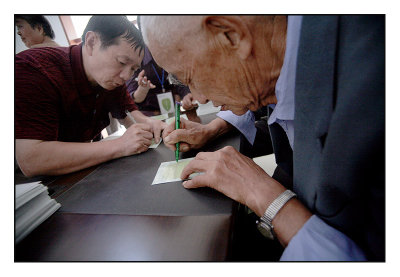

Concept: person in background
[[15, 15, 60, 49], [15, 15, 165, 177], [141, 15, 384, 261], [126, 47, 191, 116]]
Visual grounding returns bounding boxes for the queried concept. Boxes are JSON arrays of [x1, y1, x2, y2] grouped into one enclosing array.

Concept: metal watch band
[[261, 190, 296, 225]]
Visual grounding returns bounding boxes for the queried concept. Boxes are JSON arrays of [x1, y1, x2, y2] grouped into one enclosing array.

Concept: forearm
[[16, 139, 124, 177], [118, 110, 150, 129], [204, 117, 233, 140], [131, 110, 151, 124], [249, 178, 312, 247], [133, 87, 149, 103], [118, 111, 137, 129]]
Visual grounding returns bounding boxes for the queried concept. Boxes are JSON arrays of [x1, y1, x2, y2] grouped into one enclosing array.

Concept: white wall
[[15, 15, 69, 54]]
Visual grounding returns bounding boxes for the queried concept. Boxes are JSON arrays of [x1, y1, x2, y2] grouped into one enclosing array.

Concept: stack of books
[[15, 181, 61, 243]]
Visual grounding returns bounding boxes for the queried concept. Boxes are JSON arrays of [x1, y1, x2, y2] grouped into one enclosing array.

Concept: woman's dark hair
[[81, 15, 145, 55], [15, 15, 55, 39]]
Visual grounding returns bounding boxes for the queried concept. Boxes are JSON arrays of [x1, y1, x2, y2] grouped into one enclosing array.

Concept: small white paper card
[[151, 157, 203, 185], [157, 92, 174, 115]]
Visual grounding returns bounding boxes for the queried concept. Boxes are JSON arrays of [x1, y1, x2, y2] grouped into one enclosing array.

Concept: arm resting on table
[[15, 122, 156, 177], [16, 139, 124, 177]]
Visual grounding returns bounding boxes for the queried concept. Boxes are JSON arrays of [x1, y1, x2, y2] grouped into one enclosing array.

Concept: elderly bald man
[[141, 16, 384, 261]]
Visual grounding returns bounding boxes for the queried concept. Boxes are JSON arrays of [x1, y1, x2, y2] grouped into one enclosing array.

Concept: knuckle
[[224, 145, 235, 152]]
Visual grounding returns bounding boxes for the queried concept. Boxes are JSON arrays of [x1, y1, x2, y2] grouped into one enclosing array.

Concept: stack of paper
[[15, 182, 61, 243]]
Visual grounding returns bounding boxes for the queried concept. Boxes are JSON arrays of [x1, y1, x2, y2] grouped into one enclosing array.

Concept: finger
[[182, 101, 191, 110], [179, 143, 190, 152], [142, 137, 153, 146], [132, 126, 154, 140], [164, 129, 192, 144], [134, 123, 152, 132], [182, 97, 190, 105], [142, 131, 154, 140], [163, 141, 176, 151], [142, 76, 148, 86], [146, 80, 155, 88], [179, 118, 190, 128], [152, 125, 162, 143], [162, 124, 175, 139], [195, 151, 221, 161], [182, 174, 210, 189], [181, 159, 210, 180], [137, 143, 150, 154], [138, 70, 145, 78]]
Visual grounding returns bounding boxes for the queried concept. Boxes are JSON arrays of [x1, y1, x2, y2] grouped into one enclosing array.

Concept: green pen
[[175, 101, 181, 162]]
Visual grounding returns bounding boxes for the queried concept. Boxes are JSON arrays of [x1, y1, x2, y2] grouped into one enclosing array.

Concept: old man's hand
[[162, 118, 214, 152], [180, 146, 286, 216]]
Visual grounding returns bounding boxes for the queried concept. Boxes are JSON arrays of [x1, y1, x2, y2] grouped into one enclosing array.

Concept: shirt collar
[[71, 44, 106, 96], [268, 16, 303, 125]]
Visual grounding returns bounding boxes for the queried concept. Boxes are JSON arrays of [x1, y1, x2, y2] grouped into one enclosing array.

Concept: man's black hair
[[81, 15, 145, 55], [15, 15, 55, 39]]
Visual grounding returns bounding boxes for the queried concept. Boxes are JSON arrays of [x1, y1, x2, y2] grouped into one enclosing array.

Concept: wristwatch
[[256, 190, 296, 240]]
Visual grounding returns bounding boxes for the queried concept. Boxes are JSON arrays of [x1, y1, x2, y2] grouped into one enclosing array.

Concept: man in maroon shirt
[[15, 16, 166, 177]]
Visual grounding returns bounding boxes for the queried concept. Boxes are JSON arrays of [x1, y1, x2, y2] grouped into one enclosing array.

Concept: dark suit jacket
[[291, 15, 384, 260]]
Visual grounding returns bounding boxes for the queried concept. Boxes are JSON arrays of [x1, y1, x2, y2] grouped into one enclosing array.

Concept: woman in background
[[15, 15, 59, 48]]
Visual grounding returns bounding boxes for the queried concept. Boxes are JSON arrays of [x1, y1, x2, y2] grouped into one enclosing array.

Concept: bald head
[[141, 15, 287, 115], [141, 16, 200, 46], [141, 16, 203, 73]]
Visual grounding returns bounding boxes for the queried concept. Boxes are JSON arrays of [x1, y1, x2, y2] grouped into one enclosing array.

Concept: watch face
[[257, 221, 275, 240]]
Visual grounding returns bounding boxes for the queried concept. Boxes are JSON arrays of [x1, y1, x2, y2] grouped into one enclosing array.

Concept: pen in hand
[[175, 102, 181, 163]]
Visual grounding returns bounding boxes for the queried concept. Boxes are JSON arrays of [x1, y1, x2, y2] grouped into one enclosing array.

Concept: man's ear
[[84, 31, 98, 56], [203, 16, 252, 60]]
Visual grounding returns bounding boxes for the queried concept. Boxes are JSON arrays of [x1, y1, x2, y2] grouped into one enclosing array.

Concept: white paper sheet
[[151, 157, 203, 185]]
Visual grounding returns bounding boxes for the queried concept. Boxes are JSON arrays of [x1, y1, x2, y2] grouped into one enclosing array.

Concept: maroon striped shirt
[[15, 44, 137, 142]]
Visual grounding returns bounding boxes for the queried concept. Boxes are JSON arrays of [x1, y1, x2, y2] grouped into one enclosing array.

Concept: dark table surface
[[15, 112, 241, 261]]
